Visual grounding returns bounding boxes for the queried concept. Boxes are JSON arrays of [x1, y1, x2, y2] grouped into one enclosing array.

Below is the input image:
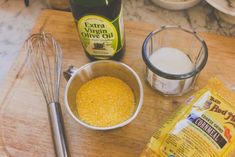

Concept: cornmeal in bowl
[[76, 76, 135, 127]]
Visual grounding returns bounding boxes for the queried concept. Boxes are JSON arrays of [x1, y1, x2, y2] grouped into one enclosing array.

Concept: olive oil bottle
[[70, 0, 125, 60]]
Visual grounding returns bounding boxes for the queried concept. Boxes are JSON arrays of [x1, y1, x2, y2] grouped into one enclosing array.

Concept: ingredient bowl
[[64, 60, 143, 130], [205, 0, 235, 24], [151, 0, 201, 10], [142, 25, 208, 96]]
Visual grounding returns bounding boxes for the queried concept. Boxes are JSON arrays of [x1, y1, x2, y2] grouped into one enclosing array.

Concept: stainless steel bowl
[[64, 60, 143, 130]]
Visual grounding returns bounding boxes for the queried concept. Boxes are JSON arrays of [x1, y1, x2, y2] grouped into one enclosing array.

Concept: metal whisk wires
[[25, 32, 69, 157], [25, 32, 62, 105]]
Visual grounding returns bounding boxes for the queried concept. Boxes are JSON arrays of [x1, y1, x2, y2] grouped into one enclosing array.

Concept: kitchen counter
[[0, 0, 234, 82]]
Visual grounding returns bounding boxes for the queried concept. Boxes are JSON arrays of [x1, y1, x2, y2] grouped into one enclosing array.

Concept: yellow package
[[141, 78, 235, 157]]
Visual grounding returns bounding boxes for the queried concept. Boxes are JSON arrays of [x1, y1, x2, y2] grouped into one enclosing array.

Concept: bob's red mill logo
[[209, 96, 235, 123]]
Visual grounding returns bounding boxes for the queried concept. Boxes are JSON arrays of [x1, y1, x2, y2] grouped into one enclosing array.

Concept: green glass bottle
[[70, 0, 125, 60]]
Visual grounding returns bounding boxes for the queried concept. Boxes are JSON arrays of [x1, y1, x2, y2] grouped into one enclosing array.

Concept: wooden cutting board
[[1, 10, 235, 157]]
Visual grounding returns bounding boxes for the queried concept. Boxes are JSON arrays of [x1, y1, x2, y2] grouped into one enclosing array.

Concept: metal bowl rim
[[64, 60, 144, 130]]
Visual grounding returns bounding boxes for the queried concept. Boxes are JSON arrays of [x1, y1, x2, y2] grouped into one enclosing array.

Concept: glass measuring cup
[[142, 26, 208, 96]]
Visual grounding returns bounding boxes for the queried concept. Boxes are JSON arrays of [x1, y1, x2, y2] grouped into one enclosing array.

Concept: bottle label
[[77, 8, 124, 59]]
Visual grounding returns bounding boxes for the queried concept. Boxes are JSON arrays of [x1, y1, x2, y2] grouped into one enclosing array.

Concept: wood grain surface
[[0, 10, 235, 157]]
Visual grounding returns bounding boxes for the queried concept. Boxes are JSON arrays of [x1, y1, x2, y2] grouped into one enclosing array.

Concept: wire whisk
[[26, 33, 62, 104], [25, 32, 69, 157]]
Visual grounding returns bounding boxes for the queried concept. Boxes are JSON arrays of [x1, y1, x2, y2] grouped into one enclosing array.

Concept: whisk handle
[[48, 102, 70, 157]]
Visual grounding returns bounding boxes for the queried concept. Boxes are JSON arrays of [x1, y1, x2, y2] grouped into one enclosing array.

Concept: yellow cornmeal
[[76, 76, 135, 127], [140, 78, 235, 157]]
